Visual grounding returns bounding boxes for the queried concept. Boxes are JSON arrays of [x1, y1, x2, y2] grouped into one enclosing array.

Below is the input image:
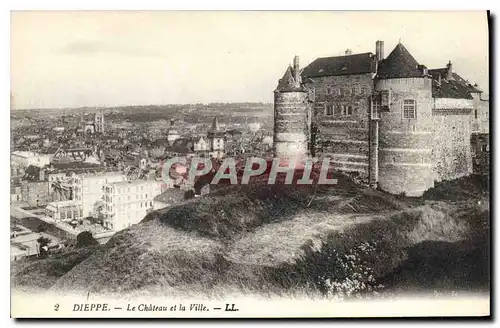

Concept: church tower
[[94, 112, 105, 134], [207, 116, 225, 158]]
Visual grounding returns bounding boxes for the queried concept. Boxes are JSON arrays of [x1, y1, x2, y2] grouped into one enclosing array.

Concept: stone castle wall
[[306, 73, 373, 177], [375, 77, 435, 197], [432, 107, 473, 182]]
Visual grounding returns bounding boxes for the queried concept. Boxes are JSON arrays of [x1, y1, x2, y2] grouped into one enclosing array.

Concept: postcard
[[10, 10, 490, 318]]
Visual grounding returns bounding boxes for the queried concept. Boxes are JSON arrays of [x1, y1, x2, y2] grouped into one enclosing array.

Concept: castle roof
[[428, 67, 482, 100], [377, 43, 424, 79], [428, 70, 476, 100], [301, 52, 374, 78], [275, 65, 304, 92]]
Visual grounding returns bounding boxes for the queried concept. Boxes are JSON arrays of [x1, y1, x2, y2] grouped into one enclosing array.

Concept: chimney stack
[[293, 55, 300, 82], [345, 48, 352, 55], [375, 40, 385, 61], [446, 60, 453, 80]]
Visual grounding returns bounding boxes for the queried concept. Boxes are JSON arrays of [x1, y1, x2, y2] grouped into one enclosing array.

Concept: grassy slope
[[12, 175, 490, 298]]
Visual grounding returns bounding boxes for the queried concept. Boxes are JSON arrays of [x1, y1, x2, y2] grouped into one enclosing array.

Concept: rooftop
[[377, 43, 424, 79], [109, 179, 160, 187], [302, 52, 374, 78], [429, 68, 479, 99], [276, 65, 305, 92]]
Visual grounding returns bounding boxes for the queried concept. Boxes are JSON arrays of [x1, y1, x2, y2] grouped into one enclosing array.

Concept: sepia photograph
[[9, 10, 490, 318]]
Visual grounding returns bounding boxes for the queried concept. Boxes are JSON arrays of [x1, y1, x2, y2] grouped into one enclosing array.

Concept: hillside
[[11, 175, 490, 299]]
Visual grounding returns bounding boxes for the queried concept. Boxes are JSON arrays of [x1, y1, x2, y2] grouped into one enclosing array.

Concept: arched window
[[403, 100, 416, 119]]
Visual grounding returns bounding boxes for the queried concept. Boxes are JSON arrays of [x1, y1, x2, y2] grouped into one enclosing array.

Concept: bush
[[76, 231, 99, 248]]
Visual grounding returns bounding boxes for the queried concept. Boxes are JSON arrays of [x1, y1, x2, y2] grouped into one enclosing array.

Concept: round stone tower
[[375, 43, 434, 197], [273, 56, 309, 160]]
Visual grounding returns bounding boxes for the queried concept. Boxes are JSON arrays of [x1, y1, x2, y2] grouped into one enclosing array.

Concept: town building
[[71, 172, 127, 218], [45, 200, 84, 222], [274, 40, 489, 197], [83, 112, 105, 134], [11, 151, 51, 168], [102, 180, 162, 231], [193, 136, 209, 153], [21, 180, 50, 207]]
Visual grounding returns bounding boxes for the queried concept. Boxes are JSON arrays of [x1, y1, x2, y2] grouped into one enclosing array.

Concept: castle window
[[325, 104, 334, 116], [475, 109, 478, 119], [341, 105, 353, 116], [371, 96, 381, 119], [403, 100, 416, 119]]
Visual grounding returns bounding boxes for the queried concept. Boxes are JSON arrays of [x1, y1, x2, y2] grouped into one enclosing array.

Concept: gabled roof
[[377, 43, 424, 79], [276, 65, 304, 92], [301, 52, 374, 78], [429, 68, 482, 99], [428, 69, 477, 99]]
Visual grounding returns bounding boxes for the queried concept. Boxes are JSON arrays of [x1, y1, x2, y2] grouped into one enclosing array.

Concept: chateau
[[273, 40, 489, 196]]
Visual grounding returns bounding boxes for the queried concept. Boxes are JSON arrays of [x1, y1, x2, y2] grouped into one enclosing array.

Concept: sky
[[10, 11, 489, 110]]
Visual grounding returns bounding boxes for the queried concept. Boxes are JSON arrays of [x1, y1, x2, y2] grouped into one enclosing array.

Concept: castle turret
[[273, 56, 309, 159], [375, 43, 434, 196]]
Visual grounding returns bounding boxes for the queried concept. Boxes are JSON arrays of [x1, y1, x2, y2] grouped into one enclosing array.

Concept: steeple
[[210, 116, 219, 132]]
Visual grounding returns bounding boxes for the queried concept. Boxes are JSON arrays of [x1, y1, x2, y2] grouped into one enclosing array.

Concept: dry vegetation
[[11, 174, 490, 299]]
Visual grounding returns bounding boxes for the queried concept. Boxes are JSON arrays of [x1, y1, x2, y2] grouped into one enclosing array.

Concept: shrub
[[76, 231, 99, 248]]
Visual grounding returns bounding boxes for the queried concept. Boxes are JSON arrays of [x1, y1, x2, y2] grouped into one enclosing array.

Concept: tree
[[76, 231, 98, 248], [37, 236, 51, 257]]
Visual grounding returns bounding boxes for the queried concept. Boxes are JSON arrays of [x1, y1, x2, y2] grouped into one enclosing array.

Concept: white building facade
[[71, 172, 127, 217], [102, 180, 162, 232]]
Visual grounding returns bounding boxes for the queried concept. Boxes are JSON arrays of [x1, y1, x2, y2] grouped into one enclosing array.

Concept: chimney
[[446, 60, 453, 80], [375, 40, 385, 61], [293, 55, 300, 82], [345, 49, 352, 55]]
